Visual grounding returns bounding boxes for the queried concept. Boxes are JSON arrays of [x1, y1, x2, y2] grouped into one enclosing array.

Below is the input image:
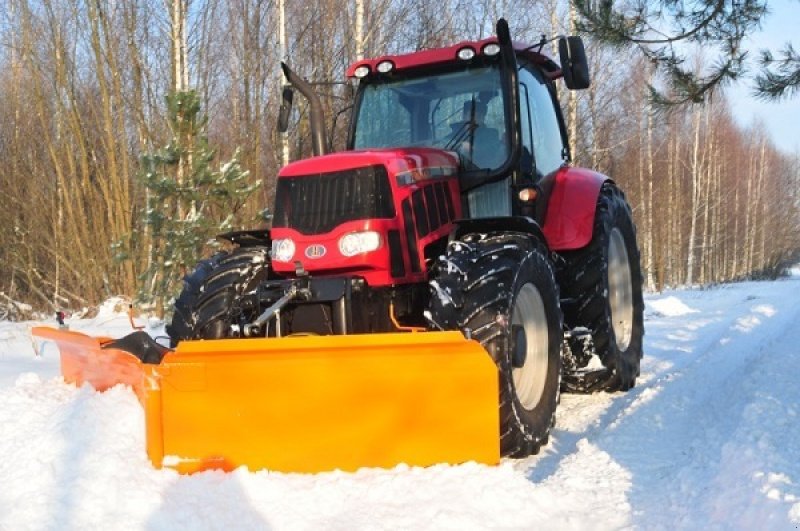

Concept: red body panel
[[542, 166, 609, 251], [272, 148, 461, 286]]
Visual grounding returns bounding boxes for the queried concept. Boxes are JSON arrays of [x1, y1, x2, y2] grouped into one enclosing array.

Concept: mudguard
[[542, 167, 610, 251], [32, 327, 500, 474]]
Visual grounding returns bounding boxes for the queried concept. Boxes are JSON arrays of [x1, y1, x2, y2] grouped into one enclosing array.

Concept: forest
[[1, 0, 798, 317]]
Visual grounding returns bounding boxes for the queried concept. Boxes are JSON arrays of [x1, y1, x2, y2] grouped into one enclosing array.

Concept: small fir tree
[[136, 90, 260, 317]]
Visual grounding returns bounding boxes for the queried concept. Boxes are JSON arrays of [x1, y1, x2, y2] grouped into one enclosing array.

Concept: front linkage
[[235, 274, 354, 338]]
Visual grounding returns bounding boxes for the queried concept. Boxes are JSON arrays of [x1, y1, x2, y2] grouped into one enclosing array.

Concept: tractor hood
[[272, 147, 462, 286], [278, 147, 459, 182]]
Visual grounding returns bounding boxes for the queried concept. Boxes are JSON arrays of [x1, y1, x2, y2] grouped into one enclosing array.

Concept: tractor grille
[[273, 165, 395, 235]]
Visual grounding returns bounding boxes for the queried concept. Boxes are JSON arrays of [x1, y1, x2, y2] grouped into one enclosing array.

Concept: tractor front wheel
[[167, 246, 271, 344], [428, 233, 562, 458]]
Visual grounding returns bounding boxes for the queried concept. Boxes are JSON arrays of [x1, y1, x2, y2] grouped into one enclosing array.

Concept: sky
[[725, 0, 800, 155]]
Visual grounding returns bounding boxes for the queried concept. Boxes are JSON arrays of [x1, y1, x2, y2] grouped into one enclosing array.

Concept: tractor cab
[[349, 52, 510, 174], [344, 33, 589, 216]]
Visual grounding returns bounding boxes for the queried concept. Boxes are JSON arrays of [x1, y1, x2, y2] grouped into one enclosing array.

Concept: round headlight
[[376, 60, 394, 73], [339, 231, 381, 257], [482, 43, 501, 56], [457, 47, 476, 61], [271, 238, 296, 262], [354, 65, 370, 78]]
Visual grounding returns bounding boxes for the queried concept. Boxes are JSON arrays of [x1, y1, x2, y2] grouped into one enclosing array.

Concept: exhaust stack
[[281, 62, 328, 156]]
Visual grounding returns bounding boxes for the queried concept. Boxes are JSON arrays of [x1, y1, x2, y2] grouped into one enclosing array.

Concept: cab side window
[[519, 67, 565, 177]]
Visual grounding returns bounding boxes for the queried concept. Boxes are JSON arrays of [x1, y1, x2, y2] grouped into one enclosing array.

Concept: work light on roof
[[457, 47, 476, 61], [376, 60, 394, 73], [354, 65, 370, 78], [482, 43, 501, 56]]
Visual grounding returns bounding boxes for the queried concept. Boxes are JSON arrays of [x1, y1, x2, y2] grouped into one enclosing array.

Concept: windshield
[[353, 65, 509, 172]]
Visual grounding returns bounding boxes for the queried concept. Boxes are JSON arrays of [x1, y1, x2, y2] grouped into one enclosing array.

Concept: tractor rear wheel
[[428, 232, 562, 458], [167, 246, 271, 344], [557, 184, 644, 391]]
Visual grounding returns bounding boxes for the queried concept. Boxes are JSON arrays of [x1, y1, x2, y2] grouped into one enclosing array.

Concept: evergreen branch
[[573, 0, 766, 106], [754, 44, 800, 100]]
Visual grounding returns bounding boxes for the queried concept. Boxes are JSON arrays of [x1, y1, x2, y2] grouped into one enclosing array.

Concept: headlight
[[339, 231, 381, 257], [271, 238, 296, 262]]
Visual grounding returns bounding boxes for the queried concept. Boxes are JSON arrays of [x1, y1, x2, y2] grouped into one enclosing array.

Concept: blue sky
[[725, 0, 800, 154]]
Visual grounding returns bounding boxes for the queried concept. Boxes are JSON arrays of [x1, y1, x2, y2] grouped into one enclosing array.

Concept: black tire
[[557, 184, 644, 391], [167, 246, 271, 344], [428, 232, 562, 458]]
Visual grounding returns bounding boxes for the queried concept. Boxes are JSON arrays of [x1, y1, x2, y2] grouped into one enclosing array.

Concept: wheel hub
[[511, 325, 527, 368], [608, 228, 634, 351], [511, 283, 549, 410]]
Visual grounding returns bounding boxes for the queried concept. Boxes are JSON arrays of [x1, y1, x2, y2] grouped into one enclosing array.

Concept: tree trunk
[[686, 107, 702, 286]]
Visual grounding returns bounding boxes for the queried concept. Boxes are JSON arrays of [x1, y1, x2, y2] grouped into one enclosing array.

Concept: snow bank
[[646, 295, 699, 317]]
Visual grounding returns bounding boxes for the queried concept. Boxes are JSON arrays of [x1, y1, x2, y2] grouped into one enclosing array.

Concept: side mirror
[[277, 86, 294, 133], [558, 36, 590, 90]]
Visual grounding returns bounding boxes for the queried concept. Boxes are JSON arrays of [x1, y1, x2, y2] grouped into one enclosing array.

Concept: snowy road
[[1, 273, 799, 530]]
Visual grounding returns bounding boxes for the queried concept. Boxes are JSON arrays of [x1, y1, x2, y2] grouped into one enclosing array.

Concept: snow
[[645, 295, 698, 317], [3, 272, 800, 529]]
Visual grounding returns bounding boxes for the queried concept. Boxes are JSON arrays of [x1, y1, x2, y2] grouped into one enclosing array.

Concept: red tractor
[[164, 19, 644, 462]]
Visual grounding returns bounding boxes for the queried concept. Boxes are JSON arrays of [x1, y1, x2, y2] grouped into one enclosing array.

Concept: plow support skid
[[32, 327, 500, 473]]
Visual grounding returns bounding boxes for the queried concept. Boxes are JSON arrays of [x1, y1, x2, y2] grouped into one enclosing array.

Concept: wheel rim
[[608, 228, 634, 351], [511, 283, 550, 410]]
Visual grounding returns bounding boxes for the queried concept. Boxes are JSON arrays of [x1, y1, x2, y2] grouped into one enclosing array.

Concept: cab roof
[[346, 37, 563, 80]]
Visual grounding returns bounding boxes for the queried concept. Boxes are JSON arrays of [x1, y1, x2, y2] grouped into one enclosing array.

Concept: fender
[[217, 229, 271, 248], [542, 166, 610, 251]]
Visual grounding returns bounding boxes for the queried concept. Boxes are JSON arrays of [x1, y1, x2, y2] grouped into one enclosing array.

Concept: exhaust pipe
[[281, 62, 328, 157]]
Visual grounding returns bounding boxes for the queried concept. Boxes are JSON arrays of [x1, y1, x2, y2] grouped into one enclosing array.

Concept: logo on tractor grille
[[305, 244, 326, 259]]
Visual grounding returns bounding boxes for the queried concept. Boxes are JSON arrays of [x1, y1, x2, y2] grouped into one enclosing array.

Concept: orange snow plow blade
[[32, 327, 499, 473]]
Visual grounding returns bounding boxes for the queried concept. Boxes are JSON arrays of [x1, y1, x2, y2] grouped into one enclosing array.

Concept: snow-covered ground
[[2, 273, 800, 530]]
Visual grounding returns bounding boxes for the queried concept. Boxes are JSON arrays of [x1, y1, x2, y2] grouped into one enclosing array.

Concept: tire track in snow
[[622, 294, 800, 529]]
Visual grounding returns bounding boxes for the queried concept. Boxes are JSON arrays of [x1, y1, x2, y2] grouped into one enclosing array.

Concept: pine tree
[[133, 90, 260, 317], [573, 0, 768, 104]]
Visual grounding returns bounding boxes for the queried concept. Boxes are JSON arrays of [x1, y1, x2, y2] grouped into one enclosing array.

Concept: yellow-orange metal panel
[[158, 332, 499, 473], [31, 327, 500, 473]]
